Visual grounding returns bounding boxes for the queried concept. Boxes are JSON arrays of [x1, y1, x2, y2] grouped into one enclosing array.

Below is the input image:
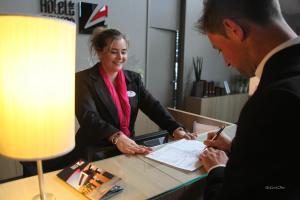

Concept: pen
[[210, 125, 225, 141], [202, 125, 225, 151]]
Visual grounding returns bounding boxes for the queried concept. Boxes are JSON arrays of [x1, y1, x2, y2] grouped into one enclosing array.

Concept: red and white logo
[[78, 2, 108, 34], [84, 4, 108, 29]]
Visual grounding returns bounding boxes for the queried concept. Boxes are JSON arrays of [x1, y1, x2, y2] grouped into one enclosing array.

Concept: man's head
[[198, 0, 282, 35], [197, 0, 283, 77]]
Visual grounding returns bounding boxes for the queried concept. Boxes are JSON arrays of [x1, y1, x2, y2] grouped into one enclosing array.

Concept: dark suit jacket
[[204, 44, 300, 200], [75, 63, 181, 152]]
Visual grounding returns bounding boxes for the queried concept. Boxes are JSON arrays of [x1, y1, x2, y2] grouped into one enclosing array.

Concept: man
[[197, 0, 300, 199]]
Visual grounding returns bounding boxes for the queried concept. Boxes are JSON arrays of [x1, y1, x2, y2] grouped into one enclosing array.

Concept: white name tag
[[127, 90, 136, 97]]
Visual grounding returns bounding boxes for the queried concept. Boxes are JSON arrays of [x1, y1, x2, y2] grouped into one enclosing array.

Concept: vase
[[191, 80, 206, 97]]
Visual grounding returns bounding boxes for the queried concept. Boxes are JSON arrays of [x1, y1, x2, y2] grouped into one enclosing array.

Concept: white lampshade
[[0, 15, 76, 161]]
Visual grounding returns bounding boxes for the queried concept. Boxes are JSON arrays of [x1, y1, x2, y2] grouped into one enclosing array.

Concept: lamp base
[[33, 193, 55, 200], [34, 160, 55, 200]]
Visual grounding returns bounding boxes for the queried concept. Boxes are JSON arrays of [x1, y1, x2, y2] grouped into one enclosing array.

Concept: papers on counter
[[145, 139, 206, 171]]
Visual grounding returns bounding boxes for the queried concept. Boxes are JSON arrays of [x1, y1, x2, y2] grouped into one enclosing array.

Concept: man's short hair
[[197, 0, 282, 35]]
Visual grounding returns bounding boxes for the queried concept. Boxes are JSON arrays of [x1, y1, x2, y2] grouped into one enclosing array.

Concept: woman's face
[[98, 38, 128, 73]]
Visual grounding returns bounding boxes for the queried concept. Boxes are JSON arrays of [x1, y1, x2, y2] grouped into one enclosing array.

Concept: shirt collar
[[255, 37, 300, 78]]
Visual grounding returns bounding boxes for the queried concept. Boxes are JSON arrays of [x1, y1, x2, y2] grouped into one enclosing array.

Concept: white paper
[[145, 139, 206, 171]]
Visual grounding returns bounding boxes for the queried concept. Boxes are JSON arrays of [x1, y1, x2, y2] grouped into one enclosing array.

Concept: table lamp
[[0, 15, 76, 200]]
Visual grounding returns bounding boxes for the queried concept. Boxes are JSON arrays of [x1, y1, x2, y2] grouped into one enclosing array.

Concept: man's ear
[[223, 19, 245, 42]]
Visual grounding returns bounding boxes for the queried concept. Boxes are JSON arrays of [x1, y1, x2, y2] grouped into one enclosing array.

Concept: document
[[145, 139, 206, 171]]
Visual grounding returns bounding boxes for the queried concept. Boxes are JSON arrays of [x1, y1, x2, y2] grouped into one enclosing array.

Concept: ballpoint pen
[[210, 125, 226, 141], [202, 125, 225, 151]]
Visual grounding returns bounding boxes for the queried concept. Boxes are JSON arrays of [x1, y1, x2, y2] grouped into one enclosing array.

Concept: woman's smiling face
[[98, 38, 128, 73]]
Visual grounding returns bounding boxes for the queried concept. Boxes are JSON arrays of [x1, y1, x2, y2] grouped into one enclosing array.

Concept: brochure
[[57, 159, 123, 200]]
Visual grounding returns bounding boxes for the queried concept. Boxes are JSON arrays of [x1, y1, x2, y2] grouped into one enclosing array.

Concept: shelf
[[184, 94, 249, 123]]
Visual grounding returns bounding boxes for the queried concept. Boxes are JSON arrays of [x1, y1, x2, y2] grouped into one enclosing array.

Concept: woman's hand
[[173, 128, 198, 140], [116, 134, 152, 154], [203, 131, 232, 152]]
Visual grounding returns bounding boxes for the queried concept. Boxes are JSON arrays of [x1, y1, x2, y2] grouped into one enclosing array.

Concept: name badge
[[127, 90, 136, 97]]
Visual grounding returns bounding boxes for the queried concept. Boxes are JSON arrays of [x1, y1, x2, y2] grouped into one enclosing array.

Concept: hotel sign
[[40, 0, 108, 34], [40, 0, 75, 22]]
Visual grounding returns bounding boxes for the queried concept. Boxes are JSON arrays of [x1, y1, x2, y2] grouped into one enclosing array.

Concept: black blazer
[[204, 44, 300, 200], [75, 63, 181, 150]]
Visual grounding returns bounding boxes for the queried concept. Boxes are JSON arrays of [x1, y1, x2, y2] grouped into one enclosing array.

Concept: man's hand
[[204, 131, 232, 152], [199, 147, 228, 172]]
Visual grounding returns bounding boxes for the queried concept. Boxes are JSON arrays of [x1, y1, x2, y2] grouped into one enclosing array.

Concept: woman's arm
[[75, 70, 120, 141]]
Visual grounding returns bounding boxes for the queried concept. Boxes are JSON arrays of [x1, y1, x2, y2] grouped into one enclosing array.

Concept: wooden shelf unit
[[184, 94, 249, 123]]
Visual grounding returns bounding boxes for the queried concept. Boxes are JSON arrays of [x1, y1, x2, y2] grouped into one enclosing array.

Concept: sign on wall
[[40, 0, 75, 22], [40, 0, 108, 34], [78, 2, 108, 34]]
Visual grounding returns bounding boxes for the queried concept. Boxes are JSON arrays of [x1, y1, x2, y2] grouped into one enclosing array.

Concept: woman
[[75, 28, 196, 156]]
